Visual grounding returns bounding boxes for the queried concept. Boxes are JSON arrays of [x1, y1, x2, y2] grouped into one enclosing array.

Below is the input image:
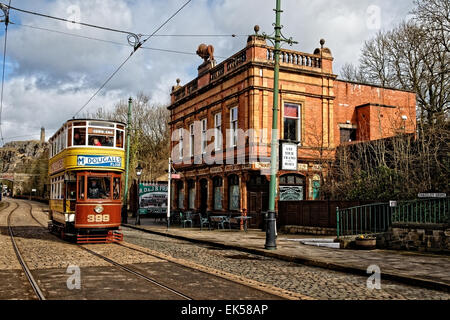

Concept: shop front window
[[177, 181, 184, 209], [228, 175, 240, 211], [188, 180, 195, 209], [213, 177, 223, 210]]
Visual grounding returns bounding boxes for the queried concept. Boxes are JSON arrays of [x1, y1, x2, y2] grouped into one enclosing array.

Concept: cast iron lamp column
[[262, 0, 297, 250], [135, 163, 143, 225]]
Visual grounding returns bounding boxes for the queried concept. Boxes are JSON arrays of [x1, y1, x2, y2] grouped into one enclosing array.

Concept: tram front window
[[87, 177, 111, 200], [89, 136, 113, 147]]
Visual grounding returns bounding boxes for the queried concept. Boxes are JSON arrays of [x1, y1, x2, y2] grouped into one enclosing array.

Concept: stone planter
[[355, 238, 376, 250]]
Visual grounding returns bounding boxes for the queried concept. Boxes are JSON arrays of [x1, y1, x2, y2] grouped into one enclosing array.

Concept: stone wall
[[377, 223, 450, 253]]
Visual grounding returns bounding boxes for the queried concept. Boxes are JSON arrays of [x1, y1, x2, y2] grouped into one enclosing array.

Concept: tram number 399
[[87, 214, 110, 223]]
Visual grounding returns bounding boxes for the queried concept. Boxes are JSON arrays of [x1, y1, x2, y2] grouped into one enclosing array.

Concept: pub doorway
[[247, 175, 269, 229]]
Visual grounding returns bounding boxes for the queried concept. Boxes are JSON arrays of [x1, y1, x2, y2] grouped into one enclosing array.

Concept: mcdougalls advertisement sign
[[77, 155, 122, 167]]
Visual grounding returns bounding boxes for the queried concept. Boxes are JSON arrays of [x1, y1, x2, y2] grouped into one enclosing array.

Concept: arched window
[[279, 174, 305, 201], [213, 177, 223, 210], [228, 175, 240, 211]]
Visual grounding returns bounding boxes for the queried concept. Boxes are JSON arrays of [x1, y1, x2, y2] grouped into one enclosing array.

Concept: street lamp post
[[135, 163, 143, 225], [262, 0, 297, 250], [122, 97, 133, 223]]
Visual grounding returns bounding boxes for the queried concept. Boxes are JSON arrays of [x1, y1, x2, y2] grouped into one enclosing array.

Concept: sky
[[0, 0, 415, 145]]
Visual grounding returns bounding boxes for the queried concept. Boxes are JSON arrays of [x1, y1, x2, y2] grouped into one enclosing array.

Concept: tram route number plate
[[87, 214, 110, 223]]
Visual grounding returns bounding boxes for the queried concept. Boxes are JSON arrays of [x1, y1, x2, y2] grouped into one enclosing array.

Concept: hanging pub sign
[[139, 182, 168, 215], [280, 141, 298, 171]]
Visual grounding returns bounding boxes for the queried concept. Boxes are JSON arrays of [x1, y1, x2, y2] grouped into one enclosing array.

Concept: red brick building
[[167, 33, 416, 228]]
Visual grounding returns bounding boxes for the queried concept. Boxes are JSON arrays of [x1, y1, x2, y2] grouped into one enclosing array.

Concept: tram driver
[[88, 179, 108, 199]]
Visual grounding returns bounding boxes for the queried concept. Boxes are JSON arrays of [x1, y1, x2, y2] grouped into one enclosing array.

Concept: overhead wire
[[12, 22, 231, 59], [4, 2, 244, 38], [72, 0, 192, 118]]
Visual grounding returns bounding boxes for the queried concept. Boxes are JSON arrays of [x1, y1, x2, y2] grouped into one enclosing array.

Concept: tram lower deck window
[[87, 177, 111, 199]]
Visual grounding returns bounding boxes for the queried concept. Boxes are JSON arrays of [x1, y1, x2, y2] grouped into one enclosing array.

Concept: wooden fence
[[278, 200, 375, 229]]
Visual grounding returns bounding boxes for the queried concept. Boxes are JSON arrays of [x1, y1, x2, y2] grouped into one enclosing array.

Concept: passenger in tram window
[[73, 132, 85, 145], [93, 138, 102, 146], [105, 137, 113, 147]]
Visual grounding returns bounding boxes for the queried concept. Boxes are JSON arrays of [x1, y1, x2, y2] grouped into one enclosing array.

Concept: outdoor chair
[[180, 211, 193, 228], [199, 211, 211, 230], [218, 213, 232, 230]]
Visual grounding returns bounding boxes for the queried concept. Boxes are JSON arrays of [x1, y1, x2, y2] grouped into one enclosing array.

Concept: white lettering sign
[[281, 143, 298, 170]]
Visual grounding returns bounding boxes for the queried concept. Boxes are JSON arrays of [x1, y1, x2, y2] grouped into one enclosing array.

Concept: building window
[[178, 127, 184, 159], [214, 113, 222, 151], [213, 177, 223, 210], [228, 175, 240, 211], [201, 118, 207, 154], [283, 103, 301, 142], [177, 181, 184, 209], [340, 128, 357, 143], [189, 123, 194, 157], [230, 107, 238, 147], [188, 180, 195, 209]]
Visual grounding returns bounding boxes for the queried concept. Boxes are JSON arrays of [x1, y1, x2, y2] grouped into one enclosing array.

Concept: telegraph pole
[[263, 0, 297, 250], [122, 97, 132, 223]]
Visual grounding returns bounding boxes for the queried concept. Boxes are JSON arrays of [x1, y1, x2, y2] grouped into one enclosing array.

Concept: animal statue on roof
[[196, 44, 215, 62]]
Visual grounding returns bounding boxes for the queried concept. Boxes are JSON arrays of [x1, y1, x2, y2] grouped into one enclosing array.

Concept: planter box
[[355, 238, 376, 250]]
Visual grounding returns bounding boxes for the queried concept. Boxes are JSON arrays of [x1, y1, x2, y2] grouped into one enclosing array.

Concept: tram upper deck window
[[88, 127, 114, 147], [73, 128, 86, 146], [116, 130, 124, 148], [87, 177, 111, 200]]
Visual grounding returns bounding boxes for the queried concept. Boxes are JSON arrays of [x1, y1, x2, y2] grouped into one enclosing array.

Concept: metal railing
[[336, 203, 392, 239], [391, 197, 449, 224], [336, 197, 450, 240]]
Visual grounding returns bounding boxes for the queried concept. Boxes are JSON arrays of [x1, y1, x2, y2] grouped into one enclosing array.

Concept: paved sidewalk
[[123, 219, 450, 292]]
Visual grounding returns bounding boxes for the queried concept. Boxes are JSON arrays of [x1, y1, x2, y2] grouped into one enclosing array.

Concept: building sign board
[[139, 183, 168, 215], [77, 155, 122, 168], [281, 143, 298, 171]]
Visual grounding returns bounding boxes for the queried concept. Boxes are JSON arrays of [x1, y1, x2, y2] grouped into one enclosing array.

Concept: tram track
[[24, 200, 193, 300], [8, 199, 285, 300], [3, 200, 46, 300]]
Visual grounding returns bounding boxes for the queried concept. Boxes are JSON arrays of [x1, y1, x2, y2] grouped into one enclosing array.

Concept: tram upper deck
[[49, 119, 126, 174]]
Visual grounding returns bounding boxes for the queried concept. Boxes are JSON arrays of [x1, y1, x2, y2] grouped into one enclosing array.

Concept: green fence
[[336, 203, 392, 239], [391, 197, 449, 224], [336, 197, 449, 240]]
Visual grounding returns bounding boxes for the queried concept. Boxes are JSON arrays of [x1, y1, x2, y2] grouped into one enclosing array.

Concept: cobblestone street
[[122, 226, 450, 300]]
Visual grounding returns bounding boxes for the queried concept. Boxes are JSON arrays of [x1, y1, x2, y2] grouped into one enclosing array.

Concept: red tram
[[48, 119, 125, 243]]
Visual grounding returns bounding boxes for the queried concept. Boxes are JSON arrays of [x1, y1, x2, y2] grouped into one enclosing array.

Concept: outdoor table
[[234, 216, 252, 232], [210, 216, 228, 229]]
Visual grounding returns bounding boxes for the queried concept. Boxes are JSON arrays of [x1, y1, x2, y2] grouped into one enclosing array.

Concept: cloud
[[0, 0, 415, 145]]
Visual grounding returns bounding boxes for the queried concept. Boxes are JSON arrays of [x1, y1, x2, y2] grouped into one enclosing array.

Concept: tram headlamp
[[94, 205, 104, 214]]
